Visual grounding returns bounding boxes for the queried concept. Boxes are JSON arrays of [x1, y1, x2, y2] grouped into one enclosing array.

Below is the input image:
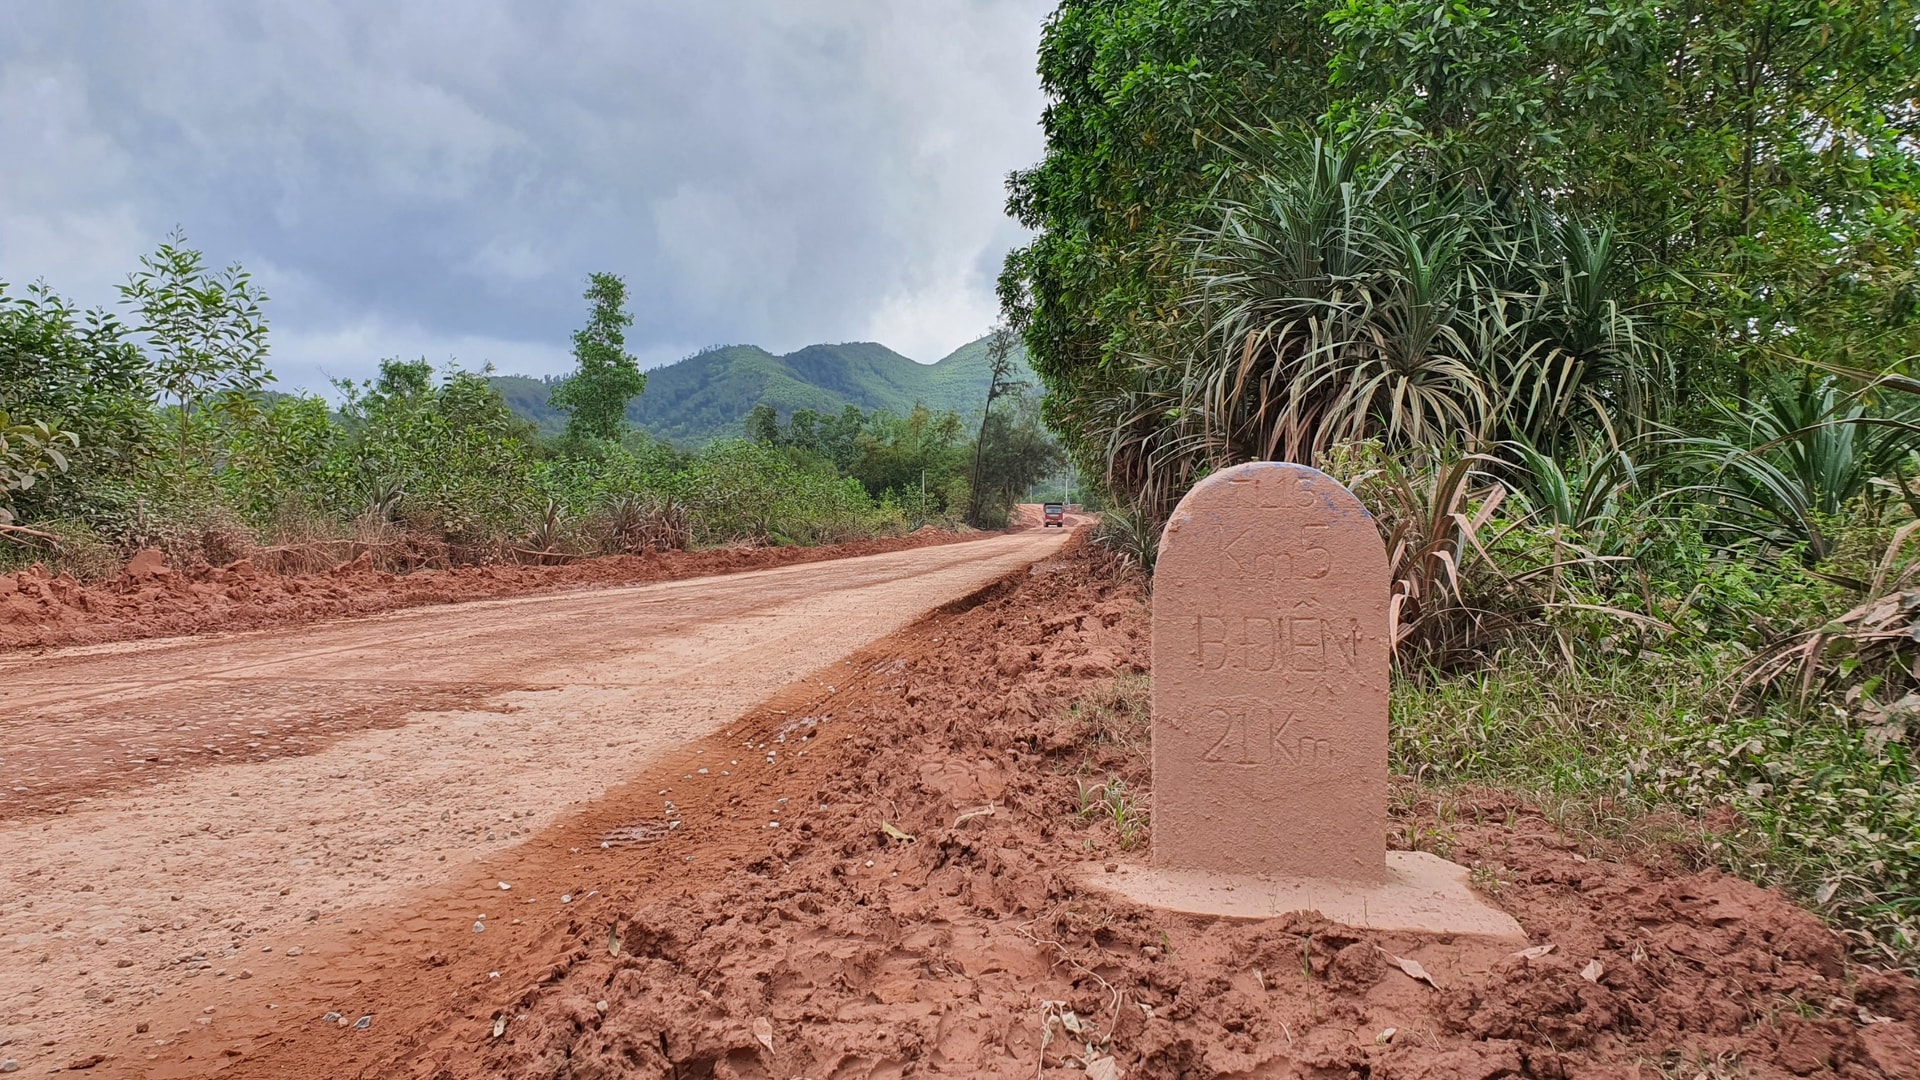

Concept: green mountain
[[492, 335, 1035, 445]]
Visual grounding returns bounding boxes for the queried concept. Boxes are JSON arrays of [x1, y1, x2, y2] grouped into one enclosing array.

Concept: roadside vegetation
[[1005, 1, 1920, 964], [1, 242, 1061, 578]]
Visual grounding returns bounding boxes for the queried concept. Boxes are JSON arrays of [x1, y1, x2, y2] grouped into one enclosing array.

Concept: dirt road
[[0, 528, 1069, 1073]]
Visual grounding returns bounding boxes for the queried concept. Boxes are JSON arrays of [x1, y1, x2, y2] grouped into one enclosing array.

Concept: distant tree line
[[1, 234, 1058, 576]]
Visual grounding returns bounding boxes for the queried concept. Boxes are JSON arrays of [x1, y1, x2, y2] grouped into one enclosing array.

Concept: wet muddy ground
[[121, 536, 1920, 1079]]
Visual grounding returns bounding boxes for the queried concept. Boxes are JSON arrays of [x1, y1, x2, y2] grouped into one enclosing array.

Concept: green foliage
[[848, 406, 967, 504], [549, 273, 647, 442], [5, 235, 951, 578], [784, 405, 870, 474], [968, 324, 1030, 525], [1, 281, 156, 526], [1187, 128, 1656, 465], [1396, 651, 1920, 962], [970, 391, 1064, 528], [1006, 0, 1920, 496], [1666, 378, 1920, 562], [0, 410, 78, 529], [677, 439, 901, 546], [119, 230, 271, 464], [332, 359, 539, 542]]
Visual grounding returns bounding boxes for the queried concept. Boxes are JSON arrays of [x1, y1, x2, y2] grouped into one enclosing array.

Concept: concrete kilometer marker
[[1080, 461, 1523, 938]]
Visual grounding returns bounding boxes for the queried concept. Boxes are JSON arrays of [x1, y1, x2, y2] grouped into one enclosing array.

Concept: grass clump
[[1396, 653, 1920, 966]]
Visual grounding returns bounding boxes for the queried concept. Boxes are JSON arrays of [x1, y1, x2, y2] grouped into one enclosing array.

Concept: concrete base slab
[[1077, 850, 1526, 940]]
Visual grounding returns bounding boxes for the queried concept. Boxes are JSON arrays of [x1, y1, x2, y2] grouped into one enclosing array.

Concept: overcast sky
[[0, 1, 1053, 394]]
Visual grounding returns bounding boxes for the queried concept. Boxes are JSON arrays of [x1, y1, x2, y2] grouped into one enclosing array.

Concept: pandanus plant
[[1128, 125, 1660, 491]]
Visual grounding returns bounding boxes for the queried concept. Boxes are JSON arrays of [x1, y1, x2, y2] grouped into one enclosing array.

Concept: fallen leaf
[[953, 805, 996, 827], [1581, 959, 1604, 983], [752, 1017, 774, 1052], [1389, 954, 1442, 989], [1085, 1055, 1122, 1080], [1510, 944, 1556, 961], [1375, 1027, 1397, 1044], [880, 822, 916, 844], [1059, 1010, 1086, 1036]]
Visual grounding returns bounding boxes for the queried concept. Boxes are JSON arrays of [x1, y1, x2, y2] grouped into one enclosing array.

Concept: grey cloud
[[0, 0, 1051, 392]]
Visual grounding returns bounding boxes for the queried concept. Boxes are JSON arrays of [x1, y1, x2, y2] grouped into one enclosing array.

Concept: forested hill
[[491, 335, 1034, 445]]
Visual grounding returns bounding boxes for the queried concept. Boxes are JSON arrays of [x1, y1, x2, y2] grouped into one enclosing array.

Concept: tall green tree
[[972, 390, 1065, 527], [118, 231, 271, 465], [1004, 0, 1920, 502], [967, 324, 1028, 525], [551, 273, 647, 442], [744, 403, 781, 446]]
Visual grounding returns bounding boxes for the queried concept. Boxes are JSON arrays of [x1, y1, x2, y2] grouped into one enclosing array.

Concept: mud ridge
[[0, 527, 977, 653]]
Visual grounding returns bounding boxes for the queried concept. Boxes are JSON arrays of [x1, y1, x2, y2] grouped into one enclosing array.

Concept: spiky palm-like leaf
[[1113, 125, 1661, 517]]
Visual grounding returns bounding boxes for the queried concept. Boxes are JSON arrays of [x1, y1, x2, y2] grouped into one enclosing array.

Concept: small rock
[[472, 921, 485, 934], [497, 882, 511, 891], [594, 1000, 608, 1013], [0, 1060, 15, 1073], [560, 894, 572, 904], [237, 970, 252, 980], [353, 1016, 371, 1030], [285, 947, 303, 957], [64, 1055, 104, 1071], [322, 1013, 340, 1023], [134, 1023, 148, 1035]]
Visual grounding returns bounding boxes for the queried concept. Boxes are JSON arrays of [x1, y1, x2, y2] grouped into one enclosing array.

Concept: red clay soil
[[0, 527, 976, 653], [136, 535, 1920, 1080]]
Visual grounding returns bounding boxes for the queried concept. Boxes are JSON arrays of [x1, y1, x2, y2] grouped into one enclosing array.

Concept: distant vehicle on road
[[1043, 502, 1065, 527]]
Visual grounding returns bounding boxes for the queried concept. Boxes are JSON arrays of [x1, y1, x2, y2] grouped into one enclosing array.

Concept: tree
[[971, 390, 1064, 527], [0, 409, 77, 535], [0, 280, 153, 519], [119, 231, 271, 465], [850, 406, 966, 501], [966, 324, 1028, 526], [551, 273, 647, 442], [1004, 0, 1920, 509], [788, 405, 868, 474], [745, 403, 781, 446]]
